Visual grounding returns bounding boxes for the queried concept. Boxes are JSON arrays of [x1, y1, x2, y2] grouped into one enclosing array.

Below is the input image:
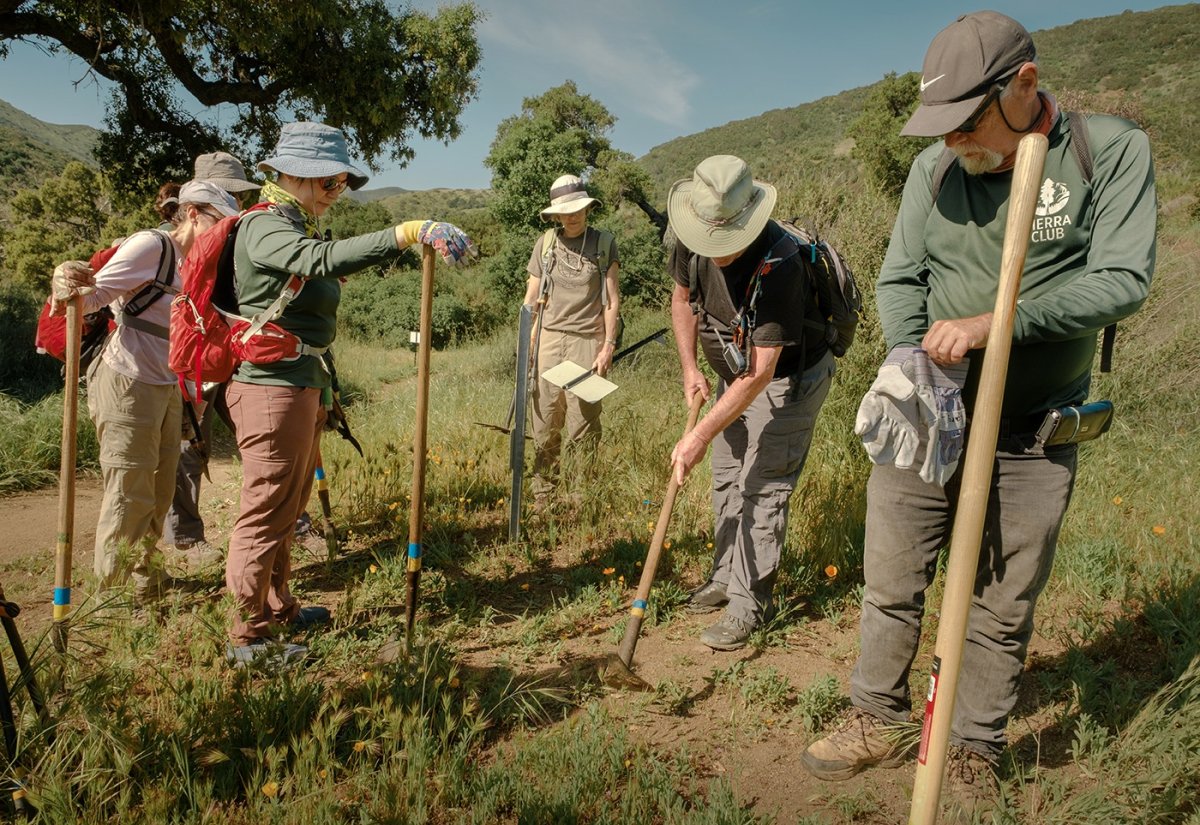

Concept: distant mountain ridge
[[0, 98, 99, 164]]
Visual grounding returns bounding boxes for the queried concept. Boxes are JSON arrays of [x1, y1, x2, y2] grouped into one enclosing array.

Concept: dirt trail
[[0, 458, 241, 622]]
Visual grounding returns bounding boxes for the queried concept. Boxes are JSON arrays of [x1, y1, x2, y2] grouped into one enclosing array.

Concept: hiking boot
[[226, 640, 308, 670], [177, 540, 223, 569], [943, 745, 999, 820], [292, 527, 327, 559], [686, 580, 728, 614], [290, 605, 331, 628], [132, 573, 172, 606], [699, 613, 754, 651], [800, 707, 911, 781]]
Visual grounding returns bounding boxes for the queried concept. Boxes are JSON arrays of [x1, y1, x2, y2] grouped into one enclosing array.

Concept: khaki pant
[[224, 382, 325, 645], [86, 358, 181, 590], [531, 328, 602, 497]]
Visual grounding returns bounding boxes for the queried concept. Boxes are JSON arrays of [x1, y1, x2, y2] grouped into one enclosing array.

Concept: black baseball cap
[[901, 11, 1036, 137]]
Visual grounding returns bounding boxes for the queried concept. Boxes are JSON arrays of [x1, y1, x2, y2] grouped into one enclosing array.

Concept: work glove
[[854, 349, 923, 470], [50, 260, 96, 316], [398, 220, 479, 268], [908, 348, 970, 486]]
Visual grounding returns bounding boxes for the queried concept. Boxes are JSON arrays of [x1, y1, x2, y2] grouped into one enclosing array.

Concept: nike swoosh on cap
[[919, 74, 946, 92]]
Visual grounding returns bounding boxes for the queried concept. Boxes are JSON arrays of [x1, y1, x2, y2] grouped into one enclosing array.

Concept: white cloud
[[478, 0, 700, 125]]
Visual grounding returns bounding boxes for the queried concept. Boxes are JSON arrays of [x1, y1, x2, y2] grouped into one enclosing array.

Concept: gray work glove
[[909, 349, 970, 486], [855, 349, 923, 469], [50, 260, 95, 315]]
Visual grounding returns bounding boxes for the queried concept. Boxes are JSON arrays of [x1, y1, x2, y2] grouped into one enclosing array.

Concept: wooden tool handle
[[909, 133, 1049, 824]]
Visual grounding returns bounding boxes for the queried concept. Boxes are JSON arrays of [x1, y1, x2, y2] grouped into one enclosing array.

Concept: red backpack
[[169, 203, 323, 402], [35, 232, 174, 367]]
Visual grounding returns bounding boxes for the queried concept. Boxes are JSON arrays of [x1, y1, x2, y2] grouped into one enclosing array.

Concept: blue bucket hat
[[257, 122, 369, 190]]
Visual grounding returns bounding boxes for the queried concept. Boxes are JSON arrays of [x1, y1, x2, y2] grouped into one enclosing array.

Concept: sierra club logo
[[1032, 176, 1073, 243]]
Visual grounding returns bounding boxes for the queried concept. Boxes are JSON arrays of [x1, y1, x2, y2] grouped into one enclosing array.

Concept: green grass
[[0, 132, 1196, 825]]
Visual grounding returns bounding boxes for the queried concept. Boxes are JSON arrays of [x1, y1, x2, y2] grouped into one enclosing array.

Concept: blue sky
[[0, 1, 1173, 191]]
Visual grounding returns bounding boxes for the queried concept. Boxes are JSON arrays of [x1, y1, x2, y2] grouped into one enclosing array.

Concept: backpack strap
[[929, 146, 959, 205], [115, 314, 169, 339], [1062, 111, 1110, 370], [121, 229, 178, 317]]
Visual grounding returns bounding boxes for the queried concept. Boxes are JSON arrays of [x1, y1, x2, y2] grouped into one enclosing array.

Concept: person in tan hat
[[163, 151, 262, 568], [666, 155, 835, 651], [801, 11, 1156, 812], [522, 174, 621, 507]]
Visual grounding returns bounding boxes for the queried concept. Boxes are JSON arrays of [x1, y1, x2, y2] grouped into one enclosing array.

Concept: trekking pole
[[908, 133, 1048, 825], [53, 296, 82, 653], [314, 446, 338, 561], [0, 587, 47, 821], [404, 245, 435, 654], [603, 392, 704, 690]]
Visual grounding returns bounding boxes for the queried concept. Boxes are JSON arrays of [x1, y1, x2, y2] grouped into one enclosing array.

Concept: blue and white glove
[[909, 349, 970, 486], [855, 350, 923, 469], [400, 220, 478, 268]]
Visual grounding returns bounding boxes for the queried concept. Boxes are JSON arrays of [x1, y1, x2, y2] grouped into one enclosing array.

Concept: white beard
[[952, 143, 1005, 176]]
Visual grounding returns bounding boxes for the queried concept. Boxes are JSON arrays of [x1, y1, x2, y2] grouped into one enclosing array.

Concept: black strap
[[122, 230, 177, 317], [115, 312, 169, 339]]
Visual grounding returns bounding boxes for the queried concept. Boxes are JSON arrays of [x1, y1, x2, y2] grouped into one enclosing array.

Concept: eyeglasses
[[319, 176, 349, 194], [951, 85, 1003, 134]]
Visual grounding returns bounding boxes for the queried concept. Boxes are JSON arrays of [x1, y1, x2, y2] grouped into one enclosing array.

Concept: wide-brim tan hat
[[539, 174, 600, 220], [667, 155, 776, 258]]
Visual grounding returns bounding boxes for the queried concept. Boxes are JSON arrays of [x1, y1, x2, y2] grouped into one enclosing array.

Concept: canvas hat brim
[[257, 157, 369, 191], [901, 92, 990, 137], [667, 177, 776, 258], [539, 193, 600, 220], [206, 176, 261, 194]]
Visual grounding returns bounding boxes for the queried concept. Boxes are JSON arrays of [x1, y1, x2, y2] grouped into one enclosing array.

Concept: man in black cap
[[801, 10, 1156, 810]]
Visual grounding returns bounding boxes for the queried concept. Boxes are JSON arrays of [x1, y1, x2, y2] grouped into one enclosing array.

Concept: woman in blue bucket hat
[[223, 121, 476, 668]]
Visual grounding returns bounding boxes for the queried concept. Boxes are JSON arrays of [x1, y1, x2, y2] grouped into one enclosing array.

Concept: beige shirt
[[526, 228, 618, 335]]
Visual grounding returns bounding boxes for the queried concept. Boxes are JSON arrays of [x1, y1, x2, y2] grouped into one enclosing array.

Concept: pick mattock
[[601, 392, 705, 690], [314, 446, 338, 561], [404, 244, 436, 655], [908, 132, 1048, 825], [52, 296, 82, 653]]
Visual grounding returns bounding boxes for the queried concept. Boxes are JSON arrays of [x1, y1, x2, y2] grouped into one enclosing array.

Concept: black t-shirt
[[670, 220, 828, 383]]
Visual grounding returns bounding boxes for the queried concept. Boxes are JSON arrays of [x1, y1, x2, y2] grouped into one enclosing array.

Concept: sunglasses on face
[[952, 85, 1003, 134], [319, 176, 349, 194]]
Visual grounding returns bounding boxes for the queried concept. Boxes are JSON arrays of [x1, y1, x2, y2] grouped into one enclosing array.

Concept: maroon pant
[[225, 382, 326, 645]]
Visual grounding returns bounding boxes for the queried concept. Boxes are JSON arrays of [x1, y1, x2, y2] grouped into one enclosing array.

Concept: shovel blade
[[599, 653, 655, 691]]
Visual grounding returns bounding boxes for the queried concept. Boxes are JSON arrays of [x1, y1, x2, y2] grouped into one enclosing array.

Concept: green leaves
[[2, 1, 482, 197]]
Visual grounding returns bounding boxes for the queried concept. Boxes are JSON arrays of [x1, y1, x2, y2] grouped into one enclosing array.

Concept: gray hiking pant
[[850, 435, 1077, 756], [708, 352, 834, 625], [163, 383, 222, 547]]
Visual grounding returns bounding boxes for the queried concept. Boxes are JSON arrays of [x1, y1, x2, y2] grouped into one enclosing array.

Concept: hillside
[[0, 97, 99, 195], [639, 4, 1200, 195]]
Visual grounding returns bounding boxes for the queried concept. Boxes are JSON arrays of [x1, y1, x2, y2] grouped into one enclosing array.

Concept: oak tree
[[0, 0, 482, 194]]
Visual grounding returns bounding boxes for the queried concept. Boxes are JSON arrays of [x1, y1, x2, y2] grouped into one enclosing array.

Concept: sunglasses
[[319, 176, 349, 194]]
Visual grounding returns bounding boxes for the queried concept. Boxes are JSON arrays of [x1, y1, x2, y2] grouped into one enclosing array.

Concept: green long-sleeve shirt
[[232, 203, 400, 387], [877, 112, 1156, 417]]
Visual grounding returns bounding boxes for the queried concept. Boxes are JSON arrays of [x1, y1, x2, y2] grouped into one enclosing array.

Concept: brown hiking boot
[[943, 745, 999, 820], [800, 707, 911, 781]]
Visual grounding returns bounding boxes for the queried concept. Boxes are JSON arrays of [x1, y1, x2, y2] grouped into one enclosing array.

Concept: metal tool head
[[599, 653, 655, 691]]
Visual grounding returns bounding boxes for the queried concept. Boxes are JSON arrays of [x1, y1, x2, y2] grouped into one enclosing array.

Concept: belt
[[995, 412, 1047, 439]]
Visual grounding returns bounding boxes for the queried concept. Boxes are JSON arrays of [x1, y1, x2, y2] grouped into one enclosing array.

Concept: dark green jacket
[[877, 112, 1156, 416], [232, 203, 399, 387]]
